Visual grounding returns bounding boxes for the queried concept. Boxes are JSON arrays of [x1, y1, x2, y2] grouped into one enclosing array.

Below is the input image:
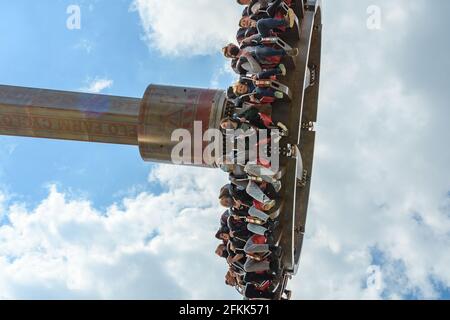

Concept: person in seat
[[238, 0, 291, 18], [231, 79, 285, 106], [237, 106, 289, 136], [239, 7, 295, 38], [244, 234, 282, 256], [223, 43, 298, 75], [216, 243, 230, 259], [243, 248, 281, 274], [243, 283, 275, 300], [215, 227, 231, 244]]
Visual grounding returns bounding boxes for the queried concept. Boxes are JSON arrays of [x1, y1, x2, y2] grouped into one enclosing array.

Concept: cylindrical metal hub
[[138, 85, 227, 166]]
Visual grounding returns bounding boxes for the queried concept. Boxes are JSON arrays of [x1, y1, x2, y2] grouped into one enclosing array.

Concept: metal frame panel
[[271, 0, 322, 277]]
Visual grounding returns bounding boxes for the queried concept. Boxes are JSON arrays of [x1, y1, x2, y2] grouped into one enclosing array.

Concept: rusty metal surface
[[138, 85, 226, 167], [0, 85, 140, 145]]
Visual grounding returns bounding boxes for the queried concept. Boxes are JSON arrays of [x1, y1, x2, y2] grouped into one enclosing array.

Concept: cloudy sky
[[0, 0, 449, 299]]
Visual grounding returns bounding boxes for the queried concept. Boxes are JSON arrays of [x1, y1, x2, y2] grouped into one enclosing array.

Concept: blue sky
[[0, 0, 449, 300], [0, 0, 230, 210]]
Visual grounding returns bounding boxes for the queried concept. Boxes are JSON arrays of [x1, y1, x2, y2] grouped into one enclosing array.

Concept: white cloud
[[287, 0, 450, 300], [209, 60, 238, 89], [74, 39, 95, 54], [0, 168, 239, 299], [80, 78, 114, 94], [130, 0, 242, 56]]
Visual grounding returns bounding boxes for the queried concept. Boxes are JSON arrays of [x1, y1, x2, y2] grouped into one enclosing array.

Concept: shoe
[[278, 63, 287, 76], [249, 175, 264, 183], [276, 125, 289, 136], [276, 122, 288, 133], [287, 48, 299, 57], [270, 246, 283, 258], [263, 199, 276, 211], [284, 290, 292, 300], [265, 232, 275, 245], [274, 91, 284, 99], [287, 8, 296, 29], [269, 258, 280, 274], [266, 219, 280, 232], [272, 180, 282, 193]]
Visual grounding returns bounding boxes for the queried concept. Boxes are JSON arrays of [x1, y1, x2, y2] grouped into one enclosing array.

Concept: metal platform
[[271, 0, 322, 282]]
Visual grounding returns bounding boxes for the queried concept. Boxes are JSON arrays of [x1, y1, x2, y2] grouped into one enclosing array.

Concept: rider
[[223, 43, 298, 75]]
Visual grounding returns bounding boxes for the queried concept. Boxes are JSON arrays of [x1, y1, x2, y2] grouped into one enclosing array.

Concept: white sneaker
[[287, 8, 296, 29], [277, 122, 288, 132], [272, 181, 282, 193], [263, 200, 276, 211], [274, 91, 284, 99], [278, 63, 287, 76], [287, 48, 299, 57]]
